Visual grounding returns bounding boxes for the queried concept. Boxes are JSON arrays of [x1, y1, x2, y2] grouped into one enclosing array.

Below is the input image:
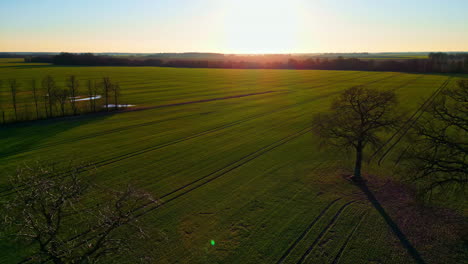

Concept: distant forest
[[25, 52, 468, 73]]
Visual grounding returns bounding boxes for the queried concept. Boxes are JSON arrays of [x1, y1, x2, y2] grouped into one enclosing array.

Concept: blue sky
[[1, 0, 467, 53]]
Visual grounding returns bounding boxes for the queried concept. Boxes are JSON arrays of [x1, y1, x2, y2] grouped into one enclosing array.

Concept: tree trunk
[[105, 87, 109, 111], [48, 92, 53, 117], [353, 140, 363, 181], [44, 96, 49, 118]]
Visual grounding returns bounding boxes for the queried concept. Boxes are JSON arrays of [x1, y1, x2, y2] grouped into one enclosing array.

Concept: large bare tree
[[312, 86, 401, 181], [0, 164, 157, 263], [402, 80, 467, 194]]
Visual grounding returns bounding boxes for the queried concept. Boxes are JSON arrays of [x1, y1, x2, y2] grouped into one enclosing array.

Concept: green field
[[0, 59, 465, 263]]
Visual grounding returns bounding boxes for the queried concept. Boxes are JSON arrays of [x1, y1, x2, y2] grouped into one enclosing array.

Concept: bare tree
[[113, 82, 121, 110], [42, 75, 57, 117], [312, 86, 401, 181], [8, 79, 20, 121], [102, 77, 112, 111], [31, 79, 40, 119], [87, 79, 93, 112], [0, 79, 4, 123], [402, 80, 467, 195], [87, 79, 98, 112], [0, 163, 156, 264], [67, 75, 79, 115], [43, 92, 49, 118], [56, 88, 69, 116]]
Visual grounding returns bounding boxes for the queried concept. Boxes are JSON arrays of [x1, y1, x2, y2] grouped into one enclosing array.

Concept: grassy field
[[0, 58, 465, 263]]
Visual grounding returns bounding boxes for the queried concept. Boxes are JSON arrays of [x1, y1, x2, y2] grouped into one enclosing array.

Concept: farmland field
[[0, 59, 465, 263]]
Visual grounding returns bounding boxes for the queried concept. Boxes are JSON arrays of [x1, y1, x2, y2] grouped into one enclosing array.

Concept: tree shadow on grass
[[356, 180, 427, 264], [0, 112, 116, 190]]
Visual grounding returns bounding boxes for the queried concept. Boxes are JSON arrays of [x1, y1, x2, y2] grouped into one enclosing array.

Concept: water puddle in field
[[72, 95, 102, 101], [67, 95, 135, 108], [104, 104, 136, 108]]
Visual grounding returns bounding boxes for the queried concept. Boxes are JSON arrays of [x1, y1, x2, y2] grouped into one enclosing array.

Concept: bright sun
[[219, 0, 307, 54]]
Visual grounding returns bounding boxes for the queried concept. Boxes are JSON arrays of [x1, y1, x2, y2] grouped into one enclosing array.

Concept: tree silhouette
[[102, 77, 112, 111], [113, 82, 120, 110], [42, 75, 57, 117], [0, 163, 157, 264], [403, 80, 467, 194], [8, 79, 19, 121], [0, 80, 4, 123], [31, 79, 40, 119], [56, 88, 69, 116], [67, 75, 79, 115], [312, 86, 401, 181]]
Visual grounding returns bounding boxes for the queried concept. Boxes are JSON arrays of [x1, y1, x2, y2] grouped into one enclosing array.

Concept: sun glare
[[219, 0, 307, 54]]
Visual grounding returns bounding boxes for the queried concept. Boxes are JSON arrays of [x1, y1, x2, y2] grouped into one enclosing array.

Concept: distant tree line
[[0, 53, 26, 58], [0, 76, 123, 124], [26, 53, 165, 67], [26, 52, 468, 73]]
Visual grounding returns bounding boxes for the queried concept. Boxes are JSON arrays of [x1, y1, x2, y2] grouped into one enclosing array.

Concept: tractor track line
[[0, 103, 304, 196], [376, 77, 451, 164], [155, 127, 313, 202], [369, 77, 451, 162], [137, 127, 313, 214], [71, 107, 310, 172], [1, 90, 282, 128], [371, 77, 452, 165], [276, 198, 342, 264], [61, 126, 314, 253], [297, 72, 397, 93], [133, 90, 284, 111], [391, 75, 426, 92], [303, 72, 373, 90], [296, 201, 356, 264], [354, 73, 401, 87], [331, 210, 369, 264], [0, 112, 204, 158]]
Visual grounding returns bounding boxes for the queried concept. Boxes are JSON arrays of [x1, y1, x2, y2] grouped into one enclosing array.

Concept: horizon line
[[2, 50, 468, 55]]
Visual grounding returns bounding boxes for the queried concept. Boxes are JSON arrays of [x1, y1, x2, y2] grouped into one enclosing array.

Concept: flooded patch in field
[[104, 104, 136, 108], [74, 95, 102, 101]]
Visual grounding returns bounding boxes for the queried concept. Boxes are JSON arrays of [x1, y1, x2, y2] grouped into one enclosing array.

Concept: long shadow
[[0, 113, 115, 191], [356, 181, 427, 264]]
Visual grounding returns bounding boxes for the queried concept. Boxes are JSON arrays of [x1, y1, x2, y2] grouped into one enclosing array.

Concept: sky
[[1, 0, 467, 54]]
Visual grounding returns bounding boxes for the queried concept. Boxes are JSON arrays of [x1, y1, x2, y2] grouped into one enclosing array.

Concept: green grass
[[0, 58, 465, 263]]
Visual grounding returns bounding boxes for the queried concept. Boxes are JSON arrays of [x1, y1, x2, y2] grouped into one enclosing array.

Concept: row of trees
[[0, 76, 122, 124], [26, 52, 468, 73], [313, 80, 467, 196]]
